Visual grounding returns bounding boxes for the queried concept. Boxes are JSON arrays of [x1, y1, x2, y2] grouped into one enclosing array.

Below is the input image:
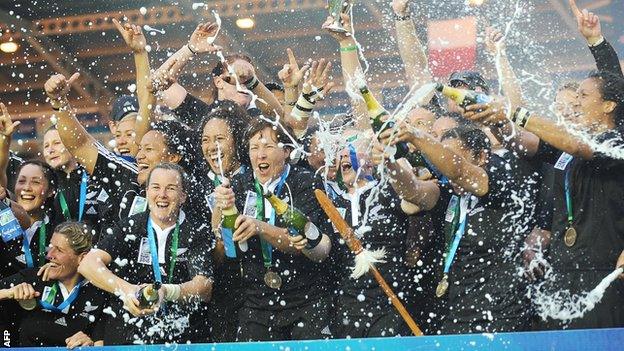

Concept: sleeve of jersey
[[187, 224, 214, 280], [91, 142, 138, 202], [171, 93, 210, 129], [95, 220, 130, 261], [293, 174, 334, 239], [0, 268, 37, 289]]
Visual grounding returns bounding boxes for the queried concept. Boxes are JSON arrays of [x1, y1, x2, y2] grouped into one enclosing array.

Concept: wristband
[[340, 45, 358, 52], [511, 107, 532, 128], [393, 13, 411, 21], [244, 76, 260, 90], [186, 44, 197, 55], [588, 36, 605, 48], [162, 284, 181, 302]]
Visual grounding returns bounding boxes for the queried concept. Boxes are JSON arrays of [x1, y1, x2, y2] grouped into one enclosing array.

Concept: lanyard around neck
[[254, 167, 289, 269], [147, 218, 180, 284], [443, 195, 470, 275], [564, 161, 575, 225], [23, 222, 47, 268], [39, 280, 85, 313], [58, 172, 89, 222]]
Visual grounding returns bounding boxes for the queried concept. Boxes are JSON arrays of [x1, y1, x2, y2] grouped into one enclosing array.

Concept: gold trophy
[[327, 0, 354, 33]]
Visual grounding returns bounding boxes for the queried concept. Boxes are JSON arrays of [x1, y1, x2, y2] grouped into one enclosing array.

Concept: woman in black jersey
[[0, 222, 108, 348], [198, 101, 252, 342]]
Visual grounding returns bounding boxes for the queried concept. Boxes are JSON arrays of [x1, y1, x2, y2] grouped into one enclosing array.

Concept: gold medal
[[564, 226, 577, 247], [435, 275, 449, 298], [264, 270, 282, 289]]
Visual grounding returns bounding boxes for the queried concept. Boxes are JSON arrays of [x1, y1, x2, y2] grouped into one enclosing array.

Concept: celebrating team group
[[1, 0, 623, 347]]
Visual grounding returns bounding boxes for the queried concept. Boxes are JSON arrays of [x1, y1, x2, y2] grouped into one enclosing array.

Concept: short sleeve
[[91, 142, 139, 203]]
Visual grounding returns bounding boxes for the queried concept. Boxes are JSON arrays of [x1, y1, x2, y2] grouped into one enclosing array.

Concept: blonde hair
[[54, 222, 92, 255]]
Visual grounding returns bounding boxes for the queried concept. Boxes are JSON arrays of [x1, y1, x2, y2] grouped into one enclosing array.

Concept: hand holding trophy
[[326, 0, 354, 33]]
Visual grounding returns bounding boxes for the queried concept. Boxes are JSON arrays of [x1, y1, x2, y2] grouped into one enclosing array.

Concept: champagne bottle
[[435, 83, 491, 108], [136, 282, 161, 309], [359, 86, 411, 159], [221, 205, 248, 257], [264, 192, 320, 248]]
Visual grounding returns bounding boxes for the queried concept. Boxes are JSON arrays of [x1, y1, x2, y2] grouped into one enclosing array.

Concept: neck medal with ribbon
[[39, 280, 86, 313], [255, 166, 289, 290], [436, 195, 470, 298], [563, 159, 577, 247], [23, 221, 47, 268], [147, 217, 180, 285], [58, 171, 89, 222]]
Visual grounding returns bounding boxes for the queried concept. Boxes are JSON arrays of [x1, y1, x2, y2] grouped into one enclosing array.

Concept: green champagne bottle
[[359, 85, 411, 159], [435, 83, 491, 108], [264, 192, 321, 248], [221, 205, 247, 257], [136, 282, 161, 308]]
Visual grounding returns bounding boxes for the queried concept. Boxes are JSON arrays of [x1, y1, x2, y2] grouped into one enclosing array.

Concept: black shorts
[[332, 294, 407, 338], [237, 296, 332, 341]]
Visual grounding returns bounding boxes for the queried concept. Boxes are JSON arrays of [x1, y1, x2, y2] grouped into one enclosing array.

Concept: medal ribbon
[[254, 166, 289, 269], [58, 172, 89, 222], [39, 280, 86, 313], [564, 161, 574, 226], [23, 222, 47, 268], [442, 195, 470, 275], [146, 218, 180, 284]]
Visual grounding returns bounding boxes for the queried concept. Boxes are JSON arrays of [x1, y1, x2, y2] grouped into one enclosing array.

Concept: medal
[[564, 226, 577, 247], [264, 270, 282, 289], [436, 275, 449, 298]]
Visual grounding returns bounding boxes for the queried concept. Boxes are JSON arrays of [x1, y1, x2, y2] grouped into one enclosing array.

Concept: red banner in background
[[427, 17, 477, 78]]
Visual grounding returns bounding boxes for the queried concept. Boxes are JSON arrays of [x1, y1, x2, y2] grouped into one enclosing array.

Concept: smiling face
[[14, 164, 52, 214], [114, 115, 138, 156], [135, 130, 180, 185], [146, 168, 186, 225], [202, 118, 238, 176], [45, 233, 83, 282], [43, 129, 75, 171], [575, 77, 616, 131], [249, 127, 290, 184]]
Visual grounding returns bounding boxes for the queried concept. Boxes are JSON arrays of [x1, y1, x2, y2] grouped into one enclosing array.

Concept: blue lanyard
[[443, 196, 469, 274], [39, 280, 85, 313], [78, 171, 88, 222], [22, 235, 34, 268], [255, 165, 290, 268], [564, 160, 574, 225], [23, 223, 46, 268]]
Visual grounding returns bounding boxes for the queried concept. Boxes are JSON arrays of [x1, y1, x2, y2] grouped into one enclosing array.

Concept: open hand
[[302, 59, 335, 98], [65, 331, 95, 349], [112, 18, 147, 53], [188, 22, 222, 54], [463, 99, 508, 127]]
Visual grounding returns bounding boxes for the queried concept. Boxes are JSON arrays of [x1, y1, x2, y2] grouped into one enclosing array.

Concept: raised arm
[[464, 102, 594, 160], [0, 103, 20, 189], [44, 73, 99, 174], [485, 27, 525, 107], [152, 22, 222, 109], [230, 59, 285, 118], [112, 19, 154, 148], [322, 14, 368, 130], [277, 48, 310, 124], [570, 0, 623, 77], [376, 149, 440, 213], [284, 59, 335, 138], [395, 127, 490, 196], [392, 0, 433, 87]]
